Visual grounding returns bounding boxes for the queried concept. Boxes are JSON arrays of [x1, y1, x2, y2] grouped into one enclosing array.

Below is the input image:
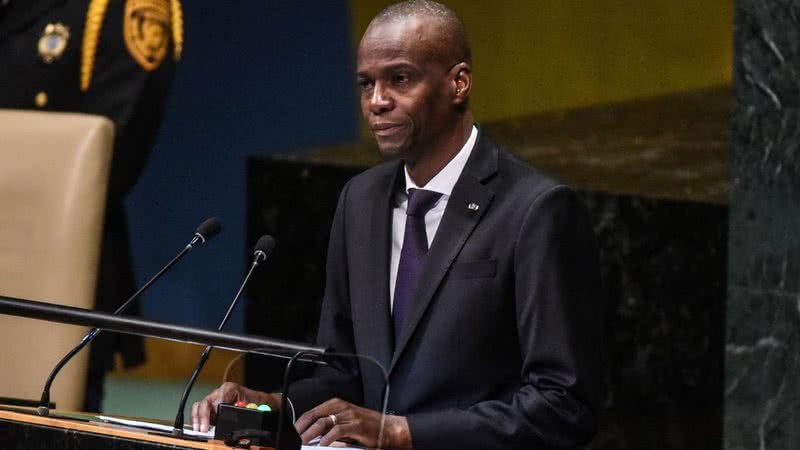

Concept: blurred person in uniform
[[0, 0, 183, 412]]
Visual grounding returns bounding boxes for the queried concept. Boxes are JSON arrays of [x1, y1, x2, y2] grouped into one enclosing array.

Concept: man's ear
[[450, 62, 472, 106]]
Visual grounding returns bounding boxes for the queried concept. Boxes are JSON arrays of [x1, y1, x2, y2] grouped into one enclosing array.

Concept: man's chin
[[374, 139, 408, 161]]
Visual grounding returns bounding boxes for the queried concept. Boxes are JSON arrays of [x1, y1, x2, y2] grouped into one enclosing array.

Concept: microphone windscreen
[[254, 235, 275, 255], [196, 217, 222, 242]]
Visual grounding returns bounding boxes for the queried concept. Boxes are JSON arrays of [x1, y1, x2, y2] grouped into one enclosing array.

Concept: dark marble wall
[[244, 162, 350, 387], [245, 159, 728, 450], [588, 195, 726, 450], [725, 1, 800, 448]]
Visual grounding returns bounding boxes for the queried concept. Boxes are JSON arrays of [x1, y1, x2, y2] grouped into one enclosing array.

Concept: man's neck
[[406, 113, 474, 187]]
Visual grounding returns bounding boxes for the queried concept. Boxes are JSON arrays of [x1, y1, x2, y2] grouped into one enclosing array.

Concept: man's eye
[[393, 74, 409, 84], [358, 79, 374, 90]]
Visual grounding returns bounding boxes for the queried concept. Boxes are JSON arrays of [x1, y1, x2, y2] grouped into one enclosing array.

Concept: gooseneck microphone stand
[[37, 218, 221, 415], [171, 235, 274, 438]]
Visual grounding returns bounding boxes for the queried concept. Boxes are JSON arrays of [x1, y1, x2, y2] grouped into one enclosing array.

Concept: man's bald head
[[366, 0, 471, 66], [357, 1, 474, 170]]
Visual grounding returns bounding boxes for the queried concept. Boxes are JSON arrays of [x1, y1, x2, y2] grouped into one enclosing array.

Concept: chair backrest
[[0, 109, 114, 411]]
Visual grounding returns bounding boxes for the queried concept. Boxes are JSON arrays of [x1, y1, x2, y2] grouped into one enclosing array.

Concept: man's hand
[[190, 382, 279, 432], [295, 398, 412, 449]]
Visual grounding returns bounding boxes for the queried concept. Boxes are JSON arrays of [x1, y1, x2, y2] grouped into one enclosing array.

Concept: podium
[[0, 407, 252, 450], [0, 296, 329, 450]]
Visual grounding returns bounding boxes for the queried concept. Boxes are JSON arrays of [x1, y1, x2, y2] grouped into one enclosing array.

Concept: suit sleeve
[[407, 185, 604, 450], [288, 180, 365, 415]]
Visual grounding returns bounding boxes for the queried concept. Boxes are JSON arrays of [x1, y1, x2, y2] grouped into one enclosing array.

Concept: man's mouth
[[371, 122, 404, 136]]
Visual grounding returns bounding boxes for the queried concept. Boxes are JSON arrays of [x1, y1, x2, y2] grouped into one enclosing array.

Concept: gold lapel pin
[[467, 203, 480, 211]]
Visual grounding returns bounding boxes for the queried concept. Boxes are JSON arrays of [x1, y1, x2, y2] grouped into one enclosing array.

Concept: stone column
[[725, 0, 800, 448]]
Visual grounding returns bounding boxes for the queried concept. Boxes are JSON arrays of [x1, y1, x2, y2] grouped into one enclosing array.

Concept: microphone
[[37, 217, 222, 415], [191, 217, 222, 246], [171, 235, 275, 437]]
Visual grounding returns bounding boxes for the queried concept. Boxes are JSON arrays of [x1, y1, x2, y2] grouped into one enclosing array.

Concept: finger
[[221, 382, 240, 402], [321, 407, 382, 448], [197, 399, 214, 433], [319, 423, 359, 447], [294, 411, 313, 435], [300, 416, 334, 444], [295, 406, 325, 433], [191, 401, 200, 431], [295, 398, 345, 432]]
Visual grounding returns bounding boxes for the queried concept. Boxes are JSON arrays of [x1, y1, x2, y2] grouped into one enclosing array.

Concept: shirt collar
[[403, 124, 478, 197]]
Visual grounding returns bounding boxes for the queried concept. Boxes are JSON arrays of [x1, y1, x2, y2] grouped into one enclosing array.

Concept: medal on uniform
[[38, 23, 70, 63]]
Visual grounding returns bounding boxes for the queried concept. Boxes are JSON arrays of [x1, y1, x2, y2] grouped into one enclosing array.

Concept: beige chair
[[0, 109, 114, 411]]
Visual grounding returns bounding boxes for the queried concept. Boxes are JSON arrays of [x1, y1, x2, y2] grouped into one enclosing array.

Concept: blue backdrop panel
[[125, 1, 357, 331]]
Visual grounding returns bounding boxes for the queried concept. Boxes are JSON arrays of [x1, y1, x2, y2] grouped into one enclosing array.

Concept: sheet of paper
[[301, 436, 366, 449], [301, 446, 365, 449], [95, 415, 214, 439], [98, 416, 362, 448]]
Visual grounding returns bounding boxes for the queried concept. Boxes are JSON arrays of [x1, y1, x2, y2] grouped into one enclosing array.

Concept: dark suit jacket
[[0, 0, 177, 404], [291, 128, 604, 450]]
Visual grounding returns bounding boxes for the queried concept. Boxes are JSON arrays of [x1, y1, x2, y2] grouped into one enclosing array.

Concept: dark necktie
[[393, 188, 442, 342]]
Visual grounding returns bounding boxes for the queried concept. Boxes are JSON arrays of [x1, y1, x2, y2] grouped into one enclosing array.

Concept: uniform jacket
[[291, 128, 604, 450], [0, 0, 178, 383]]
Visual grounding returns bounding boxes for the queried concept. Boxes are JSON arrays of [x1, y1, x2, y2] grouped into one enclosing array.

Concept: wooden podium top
[[0, 407, 269, 450]]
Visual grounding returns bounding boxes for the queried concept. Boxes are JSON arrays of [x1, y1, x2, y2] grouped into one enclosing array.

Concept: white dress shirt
[[389, 125, 478, 310]]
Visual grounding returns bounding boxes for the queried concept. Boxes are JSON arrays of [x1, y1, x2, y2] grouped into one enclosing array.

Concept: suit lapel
[[390, 128, 498, 371], [360, 162, 403, 372]]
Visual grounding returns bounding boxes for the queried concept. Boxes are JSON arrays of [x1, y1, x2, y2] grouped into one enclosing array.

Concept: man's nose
[[368, 82, 393, 114]]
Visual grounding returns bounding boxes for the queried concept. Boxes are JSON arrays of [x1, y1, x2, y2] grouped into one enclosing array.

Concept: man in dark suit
[[0, 0, 181, 412], [193, 1, 603, 448]]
